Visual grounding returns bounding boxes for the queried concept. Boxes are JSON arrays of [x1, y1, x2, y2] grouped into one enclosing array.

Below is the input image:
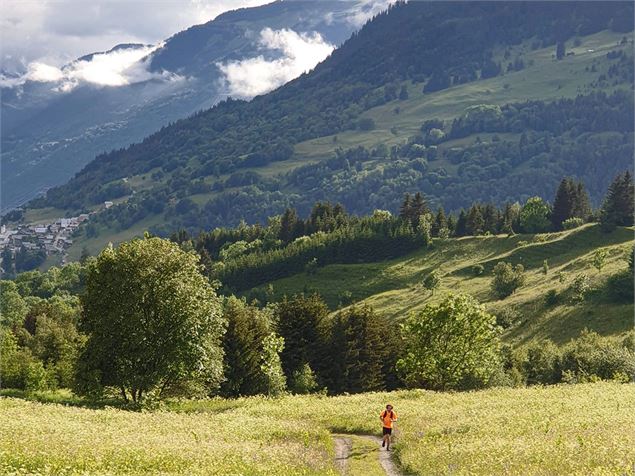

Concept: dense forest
[[28, 2, 634, 238]]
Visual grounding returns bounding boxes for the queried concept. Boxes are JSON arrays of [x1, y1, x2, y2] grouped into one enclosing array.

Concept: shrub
[[422, 271, 441, 295], [569, 274, 590, 301], [290, 363, 318, 394], [491, 262, 526, 299], [494, 307, 520, 329], [544, 289, 560, 306], [522, 341, 561, 385], [560, 329, 635, 382], [562, 217, 584, 230], [472, 264, 485, 276]]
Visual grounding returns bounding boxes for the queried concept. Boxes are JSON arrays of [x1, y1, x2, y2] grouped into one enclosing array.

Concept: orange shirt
[[381, 410, 397, 428]]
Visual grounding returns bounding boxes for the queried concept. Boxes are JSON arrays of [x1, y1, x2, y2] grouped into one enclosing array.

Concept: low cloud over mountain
[[217, 28, 334, 99]]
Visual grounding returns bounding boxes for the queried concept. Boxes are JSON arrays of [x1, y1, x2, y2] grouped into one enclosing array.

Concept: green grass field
[[2, 382, 633, 475], [251, 225, 634, 345]]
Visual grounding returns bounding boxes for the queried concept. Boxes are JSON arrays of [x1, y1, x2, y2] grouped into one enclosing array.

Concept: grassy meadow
[[1, 382, 633, 475]]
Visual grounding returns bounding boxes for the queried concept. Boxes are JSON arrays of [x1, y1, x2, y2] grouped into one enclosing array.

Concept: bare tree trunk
[[120, 386, 128, 402]]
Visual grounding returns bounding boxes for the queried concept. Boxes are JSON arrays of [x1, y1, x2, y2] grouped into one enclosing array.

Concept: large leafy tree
[[520, 197, 551, 233], [397, 294, 501, 390], [76, 237, 225, 402]]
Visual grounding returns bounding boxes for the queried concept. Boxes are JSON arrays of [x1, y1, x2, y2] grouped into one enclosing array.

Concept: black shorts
[[382, 427, 392, 436]]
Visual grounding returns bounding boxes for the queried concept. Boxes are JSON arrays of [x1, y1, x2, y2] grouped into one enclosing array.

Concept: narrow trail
[[360, 435, 403, 476], [333, 436, 352, 475], [331, 434, 403, 476]]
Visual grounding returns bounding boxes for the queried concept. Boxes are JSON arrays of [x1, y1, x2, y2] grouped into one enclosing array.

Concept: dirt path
[[333, 436, 352, 475], [360, 435, 403, 476], [332, 434, 403, 476]]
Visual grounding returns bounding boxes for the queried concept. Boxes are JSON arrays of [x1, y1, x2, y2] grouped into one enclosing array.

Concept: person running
[[380, 404, 397, 451]]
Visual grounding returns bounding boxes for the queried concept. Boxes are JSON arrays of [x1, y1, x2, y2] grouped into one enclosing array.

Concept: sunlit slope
[[251, 225, 634, 345]]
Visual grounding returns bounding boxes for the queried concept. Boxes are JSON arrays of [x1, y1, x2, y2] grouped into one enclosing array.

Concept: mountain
[[0, 0, 359, 211], [21, 1, 635, 256]]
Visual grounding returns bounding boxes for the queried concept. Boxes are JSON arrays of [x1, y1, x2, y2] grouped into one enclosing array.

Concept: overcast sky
[[1, 0, 271, 70]]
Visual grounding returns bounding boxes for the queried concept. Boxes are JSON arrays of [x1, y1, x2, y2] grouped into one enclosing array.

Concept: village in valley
[[0, 201, 114, 274]]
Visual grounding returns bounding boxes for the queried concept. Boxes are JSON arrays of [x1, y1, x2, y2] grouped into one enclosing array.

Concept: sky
[[0, 0, 271, 70], [0, 0, 394, 97]]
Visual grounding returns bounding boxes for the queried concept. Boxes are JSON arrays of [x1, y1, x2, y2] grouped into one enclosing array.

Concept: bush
[[491, 262, 526, 299], [522, 341, 561, 385], [494, 307, 520, 329], [290, 363, 318, 394], [569, 274, 590, 301], [544, 289, 560, 306], [560, 329, 635, 382], [562, 217, 584, 230], [472, 264, 485, 276]]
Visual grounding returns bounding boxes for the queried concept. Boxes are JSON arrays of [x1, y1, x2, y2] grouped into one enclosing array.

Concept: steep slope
[[0, 0, 357, 211], [25, 2, 635, 247]]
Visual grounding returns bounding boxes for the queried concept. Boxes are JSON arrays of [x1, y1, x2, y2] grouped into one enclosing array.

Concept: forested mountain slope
[[23, 1, 634, 254], [1, 1, 356, 210]]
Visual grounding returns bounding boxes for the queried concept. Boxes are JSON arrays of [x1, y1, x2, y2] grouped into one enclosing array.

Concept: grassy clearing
[[1, 382, 633, 475], [253, 225, 634, 344]]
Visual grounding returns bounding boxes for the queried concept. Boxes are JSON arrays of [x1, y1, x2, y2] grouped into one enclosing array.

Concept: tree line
[[2, 239, 632, 402]]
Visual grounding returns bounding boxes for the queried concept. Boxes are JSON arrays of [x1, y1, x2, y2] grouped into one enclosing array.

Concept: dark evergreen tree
[[325, 305, 397, 394], [432, 207, 448, 237], [551, 178, 575, 230], [600, 171, 635, 231], [276, 294, 329, 383], [279, 208, 303, 243], [556, 41, 565, 60], [410, 192, 430, 226], [466, 204, 485, 236], [572, 182, 592, 221], [455, 210, 468, 237], [483, 204, 498, 234], [221, 297, 273, 397], [399, 193, 412, 221]]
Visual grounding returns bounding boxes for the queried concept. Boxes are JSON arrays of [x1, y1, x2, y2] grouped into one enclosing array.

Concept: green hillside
[[49, 27, 633, 258], [21, 2, 632, 256], [247, 224, 634, 345], [295, 30, 632, 158]]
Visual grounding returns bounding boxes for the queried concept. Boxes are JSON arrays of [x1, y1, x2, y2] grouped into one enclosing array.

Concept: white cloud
[[0, 44, 179, 91], [347, 0, 398, 27], [0, 0, 271, 71], [218, 27, 334, 99]]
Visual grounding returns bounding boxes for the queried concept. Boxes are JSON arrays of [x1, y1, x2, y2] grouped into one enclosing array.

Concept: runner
[[380, 404, 397, 451]]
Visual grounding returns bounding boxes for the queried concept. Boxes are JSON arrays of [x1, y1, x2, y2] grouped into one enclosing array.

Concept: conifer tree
[[483, 203, 498, 234], [455, 210, 468, 236], [600, 171, 634, 231], [551, 178, 574, 230], [432, 207, 447, 237], [276, 294, 329, 383], [466, 205, 485, 236]]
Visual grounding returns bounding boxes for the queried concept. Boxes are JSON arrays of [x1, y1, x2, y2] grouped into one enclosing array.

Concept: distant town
[[0, 214, 87, 270], [0, 201, 114, 274]]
